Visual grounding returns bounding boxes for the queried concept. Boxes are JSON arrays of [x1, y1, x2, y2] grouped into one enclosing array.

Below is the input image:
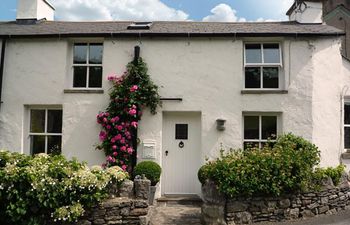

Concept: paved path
[[149, 205, 350, 225], [149, 204, 202, 225], [259, 209, 350, 225]]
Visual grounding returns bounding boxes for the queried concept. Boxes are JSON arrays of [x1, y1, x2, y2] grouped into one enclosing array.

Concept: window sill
[[241, 90, 288, 94], [64, 89, 104, 94], [342, 152, 350, 159]]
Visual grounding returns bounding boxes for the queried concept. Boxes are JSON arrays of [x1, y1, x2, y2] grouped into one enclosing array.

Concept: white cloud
[[50, 0, 189, 21], [202, 3, 246, 22], [202, 3, 277, 23]]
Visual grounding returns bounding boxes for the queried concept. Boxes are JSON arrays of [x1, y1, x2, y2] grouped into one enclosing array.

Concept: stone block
[[227, 201, 249, 212], [119, 180, 134, 198], [234, 212, 252, 224], [300, 210, 315, 218], [134, 178, 151, 200], [129, 208, 148, 216], [318, 206, 329, 214], [202, 180, 226, 205], [201, 203, 227, 225], [278, 199, 290, 209]]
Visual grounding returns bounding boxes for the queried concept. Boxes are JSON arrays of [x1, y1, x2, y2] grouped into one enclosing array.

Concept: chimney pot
[[287, 0, 323, 24]]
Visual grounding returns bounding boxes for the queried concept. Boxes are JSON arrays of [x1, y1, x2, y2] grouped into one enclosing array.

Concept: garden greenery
[[134, 161, 162, 186], [313, 165, 346, 186], [97, 57, 160, 171], [0, 151, 128, 225], [198, 133, 326, 197]]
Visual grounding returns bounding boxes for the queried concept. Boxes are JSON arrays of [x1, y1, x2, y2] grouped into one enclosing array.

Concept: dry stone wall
[[202, 175, 350, 225], [55, 178, 152, 225]]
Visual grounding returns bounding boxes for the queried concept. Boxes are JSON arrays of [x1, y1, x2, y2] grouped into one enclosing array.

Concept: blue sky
[[0, 0, 294, 22]]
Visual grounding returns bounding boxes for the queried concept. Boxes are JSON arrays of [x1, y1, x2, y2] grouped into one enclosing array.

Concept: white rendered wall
[[289, 2, 323, 23], [0, 36, 345, 171]]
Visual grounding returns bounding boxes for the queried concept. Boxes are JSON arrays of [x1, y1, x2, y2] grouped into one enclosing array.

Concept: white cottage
[[1, 0, 350, 197]]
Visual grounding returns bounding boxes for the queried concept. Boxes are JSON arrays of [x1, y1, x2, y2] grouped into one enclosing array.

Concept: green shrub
[[313, 165, 345, 186], [198, 133, 321, 197], [134, 161, 161, 186], [0, 151, 128, 225], [198, 164, 211, 184]]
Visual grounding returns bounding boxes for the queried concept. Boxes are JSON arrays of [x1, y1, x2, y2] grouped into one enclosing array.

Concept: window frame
[[243, 42, 283, 90], [72, 42, 104, 89], [344, 101, 350, 150], [28, 108, 63, 155], [243, 114, 279, 149]]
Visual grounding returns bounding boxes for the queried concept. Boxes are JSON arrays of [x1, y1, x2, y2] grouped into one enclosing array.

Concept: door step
[[157, 195, 202, 207]]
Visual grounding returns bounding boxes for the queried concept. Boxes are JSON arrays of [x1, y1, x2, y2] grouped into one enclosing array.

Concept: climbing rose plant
[[96, 57, 160, 171]]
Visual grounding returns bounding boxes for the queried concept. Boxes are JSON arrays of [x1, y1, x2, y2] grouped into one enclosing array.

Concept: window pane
[[345, 127, 350, 149], [30, 110, 45, 133], [48, 136, 62, 155], [345, 103, 350, 124], [73, 66, 87, 87], [89, 44, 103, 64], [176, 124, 188, 140], [30, 135, 45, 155], [244, 116, 259, 139], [263, 67, 279, 88], [245, 67, 261, 88], [262, 116, 277, 140], [263, 44, 280, 64], [245, 44, 262, 63], [74, 44, 87, 64], [47, 110, 62, 133], [89, 67, 103, 88]]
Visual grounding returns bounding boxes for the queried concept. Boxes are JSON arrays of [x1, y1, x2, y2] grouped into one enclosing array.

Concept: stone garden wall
[[202, 175, 350, 225], [60, 177, 152, 225]]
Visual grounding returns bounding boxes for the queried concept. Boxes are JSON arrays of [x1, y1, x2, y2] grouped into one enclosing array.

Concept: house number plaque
[[179, 141, 184, 148]]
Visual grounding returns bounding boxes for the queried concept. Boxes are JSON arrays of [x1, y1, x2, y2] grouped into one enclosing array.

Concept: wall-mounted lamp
[[216, 119, 226, 131]]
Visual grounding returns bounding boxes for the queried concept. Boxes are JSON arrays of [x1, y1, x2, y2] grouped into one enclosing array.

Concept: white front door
[[162, 112, 201, 196]]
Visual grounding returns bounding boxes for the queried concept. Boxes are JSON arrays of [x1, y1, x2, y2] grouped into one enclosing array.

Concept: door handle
[[165, 150, 169, 156]]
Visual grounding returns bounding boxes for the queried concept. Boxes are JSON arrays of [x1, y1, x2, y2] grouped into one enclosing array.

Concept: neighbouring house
[[1, 0, 350, 198], [322, 0, 350, 58]]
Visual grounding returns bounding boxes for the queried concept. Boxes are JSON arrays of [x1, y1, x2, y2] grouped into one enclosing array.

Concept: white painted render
[[17, 0, 54, 21], [0, 36, 348, 196], [289, 1, 323, 24]]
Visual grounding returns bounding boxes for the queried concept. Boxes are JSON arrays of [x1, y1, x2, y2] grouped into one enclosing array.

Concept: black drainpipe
[[0, 39, 6, 107]]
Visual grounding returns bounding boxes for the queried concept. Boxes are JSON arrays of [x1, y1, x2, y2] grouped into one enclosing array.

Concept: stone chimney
[[286, 0, 323, 23], [16, 0, 55, 22]]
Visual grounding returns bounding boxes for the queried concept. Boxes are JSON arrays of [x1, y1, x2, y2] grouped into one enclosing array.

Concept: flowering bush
[[97, 57, 160, 171], [0, 151, 128, 225], [198, 133, 321, 197]]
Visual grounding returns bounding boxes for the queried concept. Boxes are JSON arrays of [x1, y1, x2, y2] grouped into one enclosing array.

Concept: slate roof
[[0, 20, 345, 38]]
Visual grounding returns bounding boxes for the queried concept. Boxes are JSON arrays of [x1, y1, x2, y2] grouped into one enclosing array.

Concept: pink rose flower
[[103, 118, 108, 123], [117, 125, 123, 131], [115, 134, 122, 140], [111, 138, 116, 143], [106, 125, 112, 130], [113, 152, 118, 156], [107, 74, 117, 81], [99, 131, 107, 141], [128, 109, 137, 116], [112, 145, 117, 150], [120, 138, 125, 144], [122, 165, 127, 171], [121, 146, 127, 152], [127, 147, 133, 154], [130, 85, 138, 92], [131, 121, 138, 128]]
